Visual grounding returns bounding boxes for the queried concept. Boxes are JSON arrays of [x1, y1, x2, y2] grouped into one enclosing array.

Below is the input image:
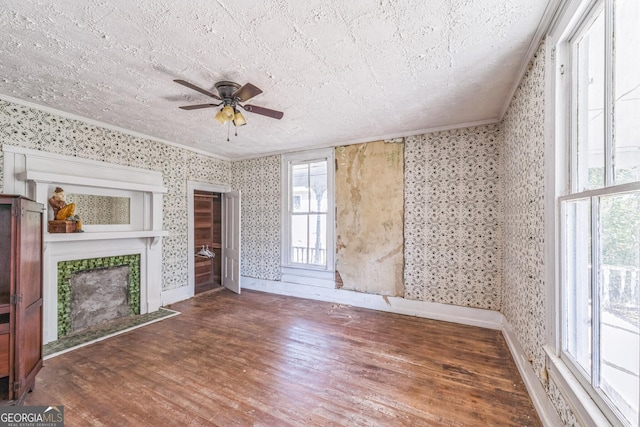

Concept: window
[[282, 149, 334, 271], [558, 1, 640, 425]]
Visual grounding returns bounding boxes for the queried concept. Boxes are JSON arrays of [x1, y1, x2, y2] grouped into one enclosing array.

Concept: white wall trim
[[241, 276, 503, 330], [501, 321, 564, 427]]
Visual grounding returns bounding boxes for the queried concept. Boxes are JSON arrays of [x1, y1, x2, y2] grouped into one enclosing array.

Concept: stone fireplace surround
[[2, 145, 168, 344]]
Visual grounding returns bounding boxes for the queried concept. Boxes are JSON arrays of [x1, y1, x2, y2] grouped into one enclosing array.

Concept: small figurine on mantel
[[48, 187, 83, 232]]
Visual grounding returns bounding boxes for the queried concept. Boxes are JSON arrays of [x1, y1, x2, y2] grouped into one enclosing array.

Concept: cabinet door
[[13, 200, 43, 399]]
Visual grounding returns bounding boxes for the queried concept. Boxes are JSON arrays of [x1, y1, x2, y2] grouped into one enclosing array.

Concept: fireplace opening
[[69, 266, 130, 334], [57, 255, 140, 338]]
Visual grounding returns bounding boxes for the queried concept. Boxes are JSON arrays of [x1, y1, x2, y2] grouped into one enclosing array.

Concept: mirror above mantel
[[46, 184, 143, 233], [66, 194, 131, 225]]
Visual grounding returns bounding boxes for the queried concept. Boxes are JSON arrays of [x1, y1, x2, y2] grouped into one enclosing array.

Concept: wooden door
[[194, 191, 222, 294], [222, 190, 241, 294], [14, 198, 43, 400]]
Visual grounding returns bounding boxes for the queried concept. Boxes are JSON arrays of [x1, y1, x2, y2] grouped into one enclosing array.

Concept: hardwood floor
[[24, 290, 541, 426]]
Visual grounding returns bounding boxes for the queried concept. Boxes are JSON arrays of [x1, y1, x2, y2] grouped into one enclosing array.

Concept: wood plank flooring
[[24, 290, 541, 426]]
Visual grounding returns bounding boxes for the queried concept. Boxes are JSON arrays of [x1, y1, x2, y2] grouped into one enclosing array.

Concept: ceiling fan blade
[[179, 103, 220, 110], [232, 83, 263, 102], [241, 104, 284, 120], [174, 79, 221, 100]]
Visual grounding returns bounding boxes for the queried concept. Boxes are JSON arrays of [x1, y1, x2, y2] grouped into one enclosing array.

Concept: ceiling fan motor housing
[[215, 81, 241, 101]]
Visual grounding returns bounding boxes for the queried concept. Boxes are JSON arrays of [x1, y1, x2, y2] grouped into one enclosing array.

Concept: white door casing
[[222, 190, 241, 294]]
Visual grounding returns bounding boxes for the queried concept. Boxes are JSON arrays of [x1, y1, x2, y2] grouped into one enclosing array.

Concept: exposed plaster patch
[[335, 140, 404, 297]]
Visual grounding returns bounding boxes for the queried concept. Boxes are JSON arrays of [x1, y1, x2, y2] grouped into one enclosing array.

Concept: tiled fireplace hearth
[[3, 145, 168, 344]]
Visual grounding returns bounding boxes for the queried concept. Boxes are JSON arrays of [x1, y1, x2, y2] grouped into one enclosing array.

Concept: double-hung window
[[558, 0, 640, 425], [281, 149, 335, 272]]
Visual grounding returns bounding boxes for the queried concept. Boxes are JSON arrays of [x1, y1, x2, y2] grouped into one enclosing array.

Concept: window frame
[[548, 0, 640, 425], [281, 148, 335, 274]]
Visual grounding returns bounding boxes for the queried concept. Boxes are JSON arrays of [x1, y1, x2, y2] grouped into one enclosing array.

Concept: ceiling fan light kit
[[233, 111, 247, 127], [174, 78, 283, 137]]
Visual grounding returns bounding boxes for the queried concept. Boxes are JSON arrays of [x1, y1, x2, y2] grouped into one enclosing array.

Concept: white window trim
[[281, 148, 335, 282], [546, 0, 638, 426]]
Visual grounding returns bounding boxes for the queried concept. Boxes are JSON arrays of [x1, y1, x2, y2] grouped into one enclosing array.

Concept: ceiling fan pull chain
[[227, 121, 230, 142]]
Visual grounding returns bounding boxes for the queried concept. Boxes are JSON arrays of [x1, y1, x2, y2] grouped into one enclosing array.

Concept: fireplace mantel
[[3, 145, 168, 344]]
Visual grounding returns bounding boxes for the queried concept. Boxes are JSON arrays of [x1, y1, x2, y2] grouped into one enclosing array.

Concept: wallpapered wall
[[232, 126, 503, 311], [501, 41, 579, 426], [0, 99, 231, 292], [404, 124, 502, 310], [229, 155, 282, 281]]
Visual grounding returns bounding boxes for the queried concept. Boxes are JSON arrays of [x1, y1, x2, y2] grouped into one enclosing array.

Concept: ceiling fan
[[174, 79, 284, 129]]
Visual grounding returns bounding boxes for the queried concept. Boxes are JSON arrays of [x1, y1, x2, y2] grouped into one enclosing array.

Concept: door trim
[[187, 181, 232, 299]]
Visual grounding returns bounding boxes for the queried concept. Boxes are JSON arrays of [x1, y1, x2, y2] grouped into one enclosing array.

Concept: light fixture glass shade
[[221, 105, 235, 120], [214, 109, 227, 124], [233, 111, 247, 126]]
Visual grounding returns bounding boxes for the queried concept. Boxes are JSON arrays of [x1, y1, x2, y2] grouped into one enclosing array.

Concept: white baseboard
[[161, 285, 192, 306], [501, 320, 563, 427], [241, 276, 503, 329]]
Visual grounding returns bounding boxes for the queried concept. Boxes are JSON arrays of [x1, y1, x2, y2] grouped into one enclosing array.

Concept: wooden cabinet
[[0, 195, 44, 403]]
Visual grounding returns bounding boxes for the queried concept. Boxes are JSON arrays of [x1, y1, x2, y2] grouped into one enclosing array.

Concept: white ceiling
[[1, 1, 552, 160]]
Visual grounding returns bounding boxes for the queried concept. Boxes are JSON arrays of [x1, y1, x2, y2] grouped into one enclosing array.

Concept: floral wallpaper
[[501, 41, 547, 384], [501, 40, 578, 424], [0, 99, 230, 291], [404, 125, 502, 310], [229, 155, 281, 281]]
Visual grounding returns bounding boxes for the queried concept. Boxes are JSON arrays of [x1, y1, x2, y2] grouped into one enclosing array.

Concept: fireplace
[[3, 145, 168, 344], [58, 255, 141, 337]]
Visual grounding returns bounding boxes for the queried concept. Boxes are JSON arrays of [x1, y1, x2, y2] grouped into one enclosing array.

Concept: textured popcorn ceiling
[[0, 1, 550, 159]]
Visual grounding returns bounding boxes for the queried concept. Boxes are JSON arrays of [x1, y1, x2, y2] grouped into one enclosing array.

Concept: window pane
[[565, 199, 593, 375], [614, 0, 640, 186], [308, 214, 327, 266], [576, 10, 606, 191], [292, 163, 310, 213], [309, 161, 327, 213], [290, 215, 309, 264], [598, 191, 640, 425]]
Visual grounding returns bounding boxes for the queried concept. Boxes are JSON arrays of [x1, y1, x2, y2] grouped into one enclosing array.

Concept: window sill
[[544, 346, 617, 427]]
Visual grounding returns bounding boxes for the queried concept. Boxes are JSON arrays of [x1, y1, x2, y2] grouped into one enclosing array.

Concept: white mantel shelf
[[44, 230, 169, 243]]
